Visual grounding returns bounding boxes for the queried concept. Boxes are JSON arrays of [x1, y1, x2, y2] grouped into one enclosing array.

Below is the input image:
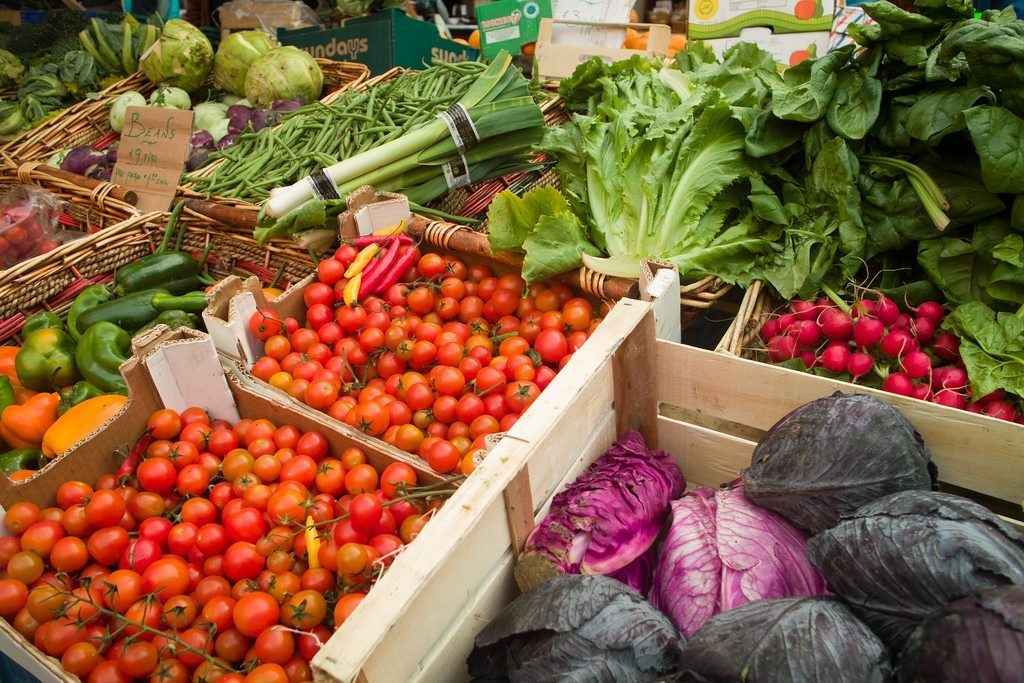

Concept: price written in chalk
[[112, 106, 193, 212]]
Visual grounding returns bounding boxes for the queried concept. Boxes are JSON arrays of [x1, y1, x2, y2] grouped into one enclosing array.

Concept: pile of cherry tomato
[[0, 406, 445, 683], [248, 245, 606, 475]]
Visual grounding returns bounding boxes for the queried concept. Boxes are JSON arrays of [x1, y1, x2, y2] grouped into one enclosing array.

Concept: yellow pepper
[[344, 244, 380, 279], [371, 219, 407, 237], [42, 394, 128, 458], [343, 273, 362, 307], [305, 515, 321, 569]]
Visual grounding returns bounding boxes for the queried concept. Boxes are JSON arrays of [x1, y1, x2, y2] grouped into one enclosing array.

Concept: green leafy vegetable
[[943, 302, 1024, 399]]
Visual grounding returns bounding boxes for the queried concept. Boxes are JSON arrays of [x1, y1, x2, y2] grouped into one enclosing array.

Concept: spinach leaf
[[963, 106, 1024, 194], [917, 235, 994, 305], [772, 47, 853, 123], [943, 302, 1024, 400], [1012, 194, 1024, 232], [826, 63, 883, 140], [861, 1, 936, 37], [905, 86, 995, 144]]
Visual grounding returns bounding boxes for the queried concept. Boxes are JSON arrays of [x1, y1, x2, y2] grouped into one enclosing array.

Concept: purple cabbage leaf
[[650, 486, 829, 637]]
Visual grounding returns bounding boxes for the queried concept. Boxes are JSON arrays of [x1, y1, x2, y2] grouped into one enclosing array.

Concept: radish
[[851, 299, 876, 319], [766, 335, 799, 363], [983, 400, 1017, 421], [916, 301, 944, 325], [902, 350, 932, 380], [930, 366, 950, 390], [880, 330, 917, 357], [911, 383, 933, 401], [967, 402, 984, 414], [790, 299, 818, 321], [874, 296, 900, 325], [938, 367, 968, 392], [911, 317, 935, 343], [978, 388, 1006, 404], [853, 316, 885, 348], [776, 313, 798, 332], [793, 320, 821, 347], [933, 390, 967, 410], [821, 343, 851, 373], [883, 372, 914, 396], [847, 352, 874, 381], [932, 332, 960, 361], [891, 313, 912, 332], [760, 318, 780, 342], [799, 350, 818, 369], [821, 311, 853, 341]]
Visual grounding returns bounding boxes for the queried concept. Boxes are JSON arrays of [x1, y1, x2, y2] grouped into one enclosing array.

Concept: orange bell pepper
[[0, 392, 59, 449], [13, 387, 37, 405], [0, 347, 21, 388]]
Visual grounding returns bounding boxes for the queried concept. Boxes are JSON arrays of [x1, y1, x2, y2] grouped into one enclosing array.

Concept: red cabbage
[[680, 597, 892, 682], [607, 545, 657, 596], [898, 586, 1024, 683], [808, 490, 1024, 648], [650, 487, 829, 637], [514, 431, 685, 592], [468, 574, 684, 682], [743, 392, 937, 535]]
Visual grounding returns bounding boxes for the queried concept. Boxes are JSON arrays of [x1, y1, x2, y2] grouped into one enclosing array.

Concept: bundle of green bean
[[186, 61, 490, 202]]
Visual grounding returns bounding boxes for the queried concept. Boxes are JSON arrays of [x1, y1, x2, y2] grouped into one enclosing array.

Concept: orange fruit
[[468, 30, 481, 48]]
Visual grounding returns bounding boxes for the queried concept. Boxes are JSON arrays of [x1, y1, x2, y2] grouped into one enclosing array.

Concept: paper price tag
[[111, 107, 194, 212]]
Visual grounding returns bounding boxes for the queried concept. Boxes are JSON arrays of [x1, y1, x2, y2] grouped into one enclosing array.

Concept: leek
[[265, 51, 544, 219]]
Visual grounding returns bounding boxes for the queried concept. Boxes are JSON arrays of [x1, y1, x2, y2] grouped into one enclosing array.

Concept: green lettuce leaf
[[943, 302, 1024, 400], [521, 212, 601, 285], [486, 187, 569, 254]]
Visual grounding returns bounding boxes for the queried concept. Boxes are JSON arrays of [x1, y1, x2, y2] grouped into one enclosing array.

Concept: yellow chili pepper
[[305, 515, 321, 570], [372, 218, 407, 237], [344, 243, 380, 278], [343, 273, 362, 307]]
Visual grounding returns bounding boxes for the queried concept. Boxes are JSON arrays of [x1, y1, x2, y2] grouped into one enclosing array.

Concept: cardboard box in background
[[279, 9, 480, 75], [689, 0, 836, 39], [218, 0, 320, 40], [477, 0, 551, 58], [701, 27, 830, 67]]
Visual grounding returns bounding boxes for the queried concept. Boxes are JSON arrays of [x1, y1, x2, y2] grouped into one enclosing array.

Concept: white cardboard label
[[551, 0, 634, 48], [145, 336, 242, 423]]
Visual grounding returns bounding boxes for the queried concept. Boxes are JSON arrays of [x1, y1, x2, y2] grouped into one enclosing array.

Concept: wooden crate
[[0, 326, 440, 682], [534, 19, 671, 80], [311, 296, 1024, 681]]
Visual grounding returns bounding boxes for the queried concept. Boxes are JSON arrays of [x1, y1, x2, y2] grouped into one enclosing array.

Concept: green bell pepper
[[0, 376, 14, 417], [22, 311, 63, 336], [15, 328, 79, 391], [114, 252, 201, 297], [135, 310, 200, 335], [75, 289, 167, 332], [0, 448, 40, 475], [67, 285, 114, 341], [151, 291, 209, 314], [58, 381, 107, 416], [76, 322, 132, 393]]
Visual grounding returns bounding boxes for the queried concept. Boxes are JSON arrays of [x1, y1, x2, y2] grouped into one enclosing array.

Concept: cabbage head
[[743, 392, 937, 534], [680, 597, 892, 683], [650, 487, 828, 637], [898, 586, 1024, 683], [808, 490, 1024, 648], [140, 19, 214, 93], [213, 30, 277, 97], [244, 47, 323, 108], [468, 574, 685, 682], [513, 431, 685, 592]]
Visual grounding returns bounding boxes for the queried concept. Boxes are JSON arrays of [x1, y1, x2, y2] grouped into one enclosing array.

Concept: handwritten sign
[[551, 0, 634, 48], [112, 107, 194, 212]]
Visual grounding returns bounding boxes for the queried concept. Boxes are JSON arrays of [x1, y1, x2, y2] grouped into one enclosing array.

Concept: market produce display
[[0, 12, 160, 141], [53, 30, 325, 183], [256, 52, 545, 246], [0, 406, 456, 682], [247, 233, 604, 475], [475, 392, 1022, 681]]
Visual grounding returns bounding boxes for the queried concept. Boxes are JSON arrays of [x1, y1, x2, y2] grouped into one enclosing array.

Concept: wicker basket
[[0, 61, 369, 180], [714, 281, 776, 357], [0, 209, 314, 345]]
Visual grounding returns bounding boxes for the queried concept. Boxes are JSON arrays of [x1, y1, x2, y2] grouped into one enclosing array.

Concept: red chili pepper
[[372, 246, 419, 295], [117, 428, 153, 483], [352, 235, 413, 248], [360, 238, 402, 297]]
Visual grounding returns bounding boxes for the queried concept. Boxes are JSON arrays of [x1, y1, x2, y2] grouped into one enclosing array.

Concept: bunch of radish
[[758, 294, 1022, 423]]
